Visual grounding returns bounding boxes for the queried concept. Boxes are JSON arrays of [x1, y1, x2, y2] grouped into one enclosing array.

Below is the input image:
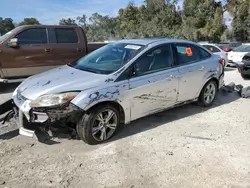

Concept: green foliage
[[1, 0, 249, 42], [59, 18, 77, 26], [0, 17, 15, 35], [19, 18, 40, 25], [182, 0, 226, 42], [231, 1, 250, 42]]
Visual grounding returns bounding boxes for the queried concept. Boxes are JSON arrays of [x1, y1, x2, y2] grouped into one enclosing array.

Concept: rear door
[[173, 43, 212, 102], [48, 27, 86, 65], [1, 27, 54, 77]]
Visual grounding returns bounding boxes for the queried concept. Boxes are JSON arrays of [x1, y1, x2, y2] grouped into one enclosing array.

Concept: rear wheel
[[76, 104, 120, 145], [198, 80, 218, 107]]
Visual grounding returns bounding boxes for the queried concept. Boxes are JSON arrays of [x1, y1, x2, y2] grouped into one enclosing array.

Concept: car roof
[[199, 43, 217, 46], [115, 38, 197, 46], [16, 25, 81, 29]]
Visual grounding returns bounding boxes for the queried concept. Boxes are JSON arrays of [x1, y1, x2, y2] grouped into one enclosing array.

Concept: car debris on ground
[[221, 82, 250, 98]]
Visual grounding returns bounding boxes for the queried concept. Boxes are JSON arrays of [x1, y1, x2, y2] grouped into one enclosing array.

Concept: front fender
[[71, 80, 131, 123]]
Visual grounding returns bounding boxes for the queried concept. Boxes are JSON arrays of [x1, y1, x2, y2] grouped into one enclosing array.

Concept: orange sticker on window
[[186, 47, 193, 56]]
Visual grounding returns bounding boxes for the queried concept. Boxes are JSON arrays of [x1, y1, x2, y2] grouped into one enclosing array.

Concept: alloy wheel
[[204, 83, 216, 104], [92, 109, 118, 141]]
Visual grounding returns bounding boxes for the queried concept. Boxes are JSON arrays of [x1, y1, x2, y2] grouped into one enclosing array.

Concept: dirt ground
[[0, 68, 250, 188]]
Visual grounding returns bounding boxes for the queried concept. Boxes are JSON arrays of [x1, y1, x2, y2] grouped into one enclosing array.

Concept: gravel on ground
[[0, 68, 250, 188]]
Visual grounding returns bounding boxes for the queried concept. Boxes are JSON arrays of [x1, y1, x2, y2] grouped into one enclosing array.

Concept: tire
[[222, 59, 226, 67], [198, 80, 218, 107], [241, 73, 248, 79], [76, 104, 120, 145]]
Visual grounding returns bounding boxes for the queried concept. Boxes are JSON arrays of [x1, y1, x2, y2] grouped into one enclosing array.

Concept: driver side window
[[133, 44, 173, 76], [15, 28, 48, 45]]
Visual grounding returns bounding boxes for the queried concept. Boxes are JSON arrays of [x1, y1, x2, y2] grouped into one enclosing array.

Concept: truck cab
[[0, 25, 106, 83]]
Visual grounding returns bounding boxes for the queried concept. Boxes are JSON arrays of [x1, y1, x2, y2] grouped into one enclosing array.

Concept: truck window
[[15, 28, 48, 45], [55, 28, 78, 43]]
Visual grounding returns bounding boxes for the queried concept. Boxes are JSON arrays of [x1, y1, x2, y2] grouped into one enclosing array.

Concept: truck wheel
[[76, 104, 120, 145], [198, 80, 218, 107]]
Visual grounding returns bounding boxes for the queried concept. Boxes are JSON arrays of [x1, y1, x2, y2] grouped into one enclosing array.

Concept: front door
[[173, 43, 211, 102], [1, 28, 55, 78], [128, 44, 179, 121]]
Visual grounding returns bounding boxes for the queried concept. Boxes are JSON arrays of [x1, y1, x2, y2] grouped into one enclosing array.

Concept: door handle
[[44, 48, 51, 53], [199, 66, 205, 71], [76, 48, 82, 52]]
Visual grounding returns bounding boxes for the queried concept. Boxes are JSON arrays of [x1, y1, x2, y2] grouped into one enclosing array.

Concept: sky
[[1, 0, 184, 24]]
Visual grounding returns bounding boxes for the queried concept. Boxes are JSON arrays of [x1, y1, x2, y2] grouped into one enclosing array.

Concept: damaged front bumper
[[11, 92, 83, 138]]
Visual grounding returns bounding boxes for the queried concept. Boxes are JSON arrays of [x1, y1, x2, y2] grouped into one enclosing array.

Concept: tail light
[[219, 58, 224, 64]]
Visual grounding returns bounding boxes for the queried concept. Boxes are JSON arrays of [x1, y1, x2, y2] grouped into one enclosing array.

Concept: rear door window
[[55, 28, 78, 43], [174, 43, 200, 66], [203, 45, 220, 53], [16, 28, 48, 45]]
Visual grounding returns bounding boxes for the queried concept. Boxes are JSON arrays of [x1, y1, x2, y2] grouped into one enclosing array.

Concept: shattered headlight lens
[[30, 92, 80, 108]]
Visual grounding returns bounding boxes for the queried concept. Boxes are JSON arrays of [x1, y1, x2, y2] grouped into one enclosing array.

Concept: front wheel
[[198, 80, 218, 107], [241, 73, 248, 79], [76, 104, 120, 145]]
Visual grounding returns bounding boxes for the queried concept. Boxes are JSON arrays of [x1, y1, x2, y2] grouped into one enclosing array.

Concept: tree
[[118, 2, 140, 38], [77, 15, 87, 28], [182, 0, 225, 42], [59, 18, 77, 26], [86, 13, 118, 41], [231, 1, 250, 42], [0, 0, 244, 42], [0, 17, 15, 35], [19, 18, 40, 25], [145, 0, 165, 10], [220, 28, 234, 42]]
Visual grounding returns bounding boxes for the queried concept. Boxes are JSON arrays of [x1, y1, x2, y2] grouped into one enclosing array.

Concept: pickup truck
[[0, 25, 107, 83]]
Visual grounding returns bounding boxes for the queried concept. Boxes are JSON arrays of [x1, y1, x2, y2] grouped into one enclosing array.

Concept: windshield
[[0, 27, 21, 44], [232, 45, 250, 52], [68, 42, 145, 74]]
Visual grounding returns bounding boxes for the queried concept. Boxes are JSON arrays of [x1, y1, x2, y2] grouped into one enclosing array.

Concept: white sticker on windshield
[[125, 45, 141, 50]]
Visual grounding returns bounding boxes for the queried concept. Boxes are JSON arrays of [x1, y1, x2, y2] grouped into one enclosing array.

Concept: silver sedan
[[12, 38, 225, 145]]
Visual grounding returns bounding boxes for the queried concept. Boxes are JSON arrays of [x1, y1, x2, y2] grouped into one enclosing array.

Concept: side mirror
[[8, 38, 19, 48]]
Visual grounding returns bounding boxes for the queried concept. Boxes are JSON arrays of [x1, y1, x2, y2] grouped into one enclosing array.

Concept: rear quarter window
[[199, 47, 211, 60], [55, 28, 78, 43]]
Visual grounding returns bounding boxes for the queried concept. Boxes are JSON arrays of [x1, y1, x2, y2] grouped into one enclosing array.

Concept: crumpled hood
[[17, 65, 108, 100]]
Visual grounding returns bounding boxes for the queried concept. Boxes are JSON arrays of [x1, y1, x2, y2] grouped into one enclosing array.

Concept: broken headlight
[[30, 92, 80, 108]]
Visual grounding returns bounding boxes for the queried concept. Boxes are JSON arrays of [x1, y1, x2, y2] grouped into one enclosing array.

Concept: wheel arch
[[198, 77, 219, 97], [85, 100, 126, 124]]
